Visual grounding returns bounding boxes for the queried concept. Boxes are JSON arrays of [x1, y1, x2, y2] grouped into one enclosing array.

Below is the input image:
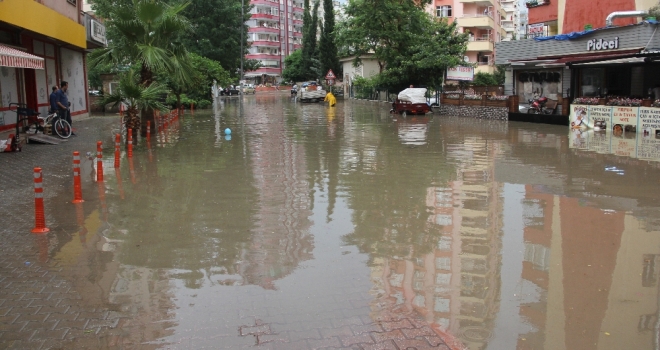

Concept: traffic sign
[[325, 69, 336, 80], [326, 79, 335, 86]]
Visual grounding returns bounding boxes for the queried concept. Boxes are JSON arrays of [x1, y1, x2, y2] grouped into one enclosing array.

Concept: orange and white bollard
[[127, 128, 133, 158], [31, 167, 49, 233], [96, 141, 103, 182], [72, 151, 84, 203], [146, 121, 151, 140], [114, 134, 120, 168]]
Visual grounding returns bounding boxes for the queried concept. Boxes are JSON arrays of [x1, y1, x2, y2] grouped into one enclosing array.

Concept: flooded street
[[6, 94, 660, 349]]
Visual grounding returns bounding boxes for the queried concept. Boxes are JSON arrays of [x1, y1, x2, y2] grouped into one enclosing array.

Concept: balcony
[[526, 0, 550, 8], [246, 53, 281, 60], [475, 64, 495, 74], [466, 40, 493, 52], [459, 0, 495, 5], [292, 19, 303, 25], [250, 40, 280, 47], [251, 13, 279, 20], [457, 15, 495, 29], [249, 26, 279, 34], [292, 31, 303, 37], [292, 7, 304, 13], [250, 0, 280, 6]]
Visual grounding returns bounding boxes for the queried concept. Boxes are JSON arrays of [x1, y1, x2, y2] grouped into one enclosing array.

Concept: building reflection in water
[[354, 122, 660, 350]]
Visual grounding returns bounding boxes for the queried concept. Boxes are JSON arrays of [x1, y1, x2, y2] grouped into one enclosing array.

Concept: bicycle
[[10, 103, 72, 140]]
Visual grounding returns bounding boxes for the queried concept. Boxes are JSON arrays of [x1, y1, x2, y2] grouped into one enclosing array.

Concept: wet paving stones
[[0, 113, 452, 349]]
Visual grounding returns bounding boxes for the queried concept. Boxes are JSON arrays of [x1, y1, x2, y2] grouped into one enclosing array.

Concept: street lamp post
[[240, 0, 244, 93]]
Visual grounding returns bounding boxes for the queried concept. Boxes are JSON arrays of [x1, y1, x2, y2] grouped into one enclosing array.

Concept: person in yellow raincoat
[[324, 92, 336, 107]]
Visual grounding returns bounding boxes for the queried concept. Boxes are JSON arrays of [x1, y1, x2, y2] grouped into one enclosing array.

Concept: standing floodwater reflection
[[45, 95, 660, 349]]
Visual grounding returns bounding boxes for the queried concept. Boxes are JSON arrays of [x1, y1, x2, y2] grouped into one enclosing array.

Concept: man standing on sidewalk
[[55, 81, 75, 135], [49, 86, 58, 113]]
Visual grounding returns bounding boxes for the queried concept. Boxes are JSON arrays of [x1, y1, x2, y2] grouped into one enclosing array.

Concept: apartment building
[[245, 0, 304, 83], [500, 0, 520, 41], [428, 0, 506, 75], [0, 0, 105, 131]]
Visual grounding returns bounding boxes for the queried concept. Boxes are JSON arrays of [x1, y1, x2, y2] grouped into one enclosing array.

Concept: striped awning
[[0, 44, 44, 69]]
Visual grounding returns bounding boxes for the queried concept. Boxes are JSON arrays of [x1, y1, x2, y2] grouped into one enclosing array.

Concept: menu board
[[589, 105, 612, 131], [611, 106, 639, 136]]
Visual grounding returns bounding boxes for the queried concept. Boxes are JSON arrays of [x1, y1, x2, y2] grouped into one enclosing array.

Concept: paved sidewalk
[[0, 116, 130, 349]]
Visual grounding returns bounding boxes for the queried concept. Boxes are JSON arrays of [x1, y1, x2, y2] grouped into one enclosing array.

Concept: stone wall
[[436, 105, 508, 121]]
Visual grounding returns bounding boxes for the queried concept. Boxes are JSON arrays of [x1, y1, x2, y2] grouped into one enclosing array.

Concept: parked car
[[243, 85, 256, 94], [220, 86, 240, 96]]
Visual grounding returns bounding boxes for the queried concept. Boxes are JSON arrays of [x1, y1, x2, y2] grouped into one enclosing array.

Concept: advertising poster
[[569, 128, 589, 150], [569, 104, 589, 129], [638, 107, 660, 138], [587, 105, 613, 130], [588, 130, 611, 154], [638, 107, 660, 161], [611, 106, 639, 136]]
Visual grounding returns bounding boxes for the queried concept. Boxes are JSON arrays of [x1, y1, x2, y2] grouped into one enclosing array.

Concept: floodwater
[[49, 94, 660, 349]]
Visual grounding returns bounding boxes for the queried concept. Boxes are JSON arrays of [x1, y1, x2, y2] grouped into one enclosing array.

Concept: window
[[436, 5, 452, 18]]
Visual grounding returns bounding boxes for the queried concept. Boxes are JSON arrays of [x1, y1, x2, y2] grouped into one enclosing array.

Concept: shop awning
[[0, 44, 44, 69], [534, 49, 644, 67]]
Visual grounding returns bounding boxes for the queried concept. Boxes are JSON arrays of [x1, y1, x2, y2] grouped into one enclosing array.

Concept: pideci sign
[[587, 37, 619, 51]]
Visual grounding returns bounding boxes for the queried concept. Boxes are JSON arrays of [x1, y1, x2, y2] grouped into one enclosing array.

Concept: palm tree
[[99, 69, 169, 132], [90, 0, 193, 132]]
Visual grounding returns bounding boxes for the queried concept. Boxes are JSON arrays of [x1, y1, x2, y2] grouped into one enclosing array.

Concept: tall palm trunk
[[140, 64, 156, 137]]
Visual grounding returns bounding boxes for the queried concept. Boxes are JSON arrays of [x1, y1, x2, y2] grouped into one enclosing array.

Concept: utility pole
[[240, 0, 244, 94]]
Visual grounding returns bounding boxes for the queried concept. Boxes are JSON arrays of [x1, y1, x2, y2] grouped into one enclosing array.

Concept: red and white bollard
[[96, 141, 103, 182], [114, 133, 120, 168], [127, 128, 133, 158], [31, 167, 49, 233], [72, 151, 84, 203]]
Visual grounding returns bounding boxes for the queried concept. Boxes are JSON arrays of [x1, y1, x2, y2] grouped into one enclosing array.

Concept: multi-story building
[[0, 0, 104, 132], [427, 0, 506, 75], [526, 0, 657, 36], [518, 11, 528, 39], [245, 0, 304, 83], [500, 0, 519, 41]]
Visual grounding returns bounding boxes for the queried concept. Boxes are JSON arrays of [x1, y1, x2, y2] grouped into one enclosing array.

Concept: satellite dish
[[463, 56, 470, 62]]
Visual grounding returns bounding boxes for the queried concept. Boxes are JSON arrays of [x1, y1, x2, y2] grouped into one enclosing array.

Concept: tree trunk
[[139, 64, 155, 137]]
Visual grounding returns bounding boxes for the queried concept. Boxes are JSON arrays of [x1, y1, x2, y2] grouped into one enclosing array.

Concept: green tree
[[158, 53, 232, 108], [319, 0, 341, 78], [472, 72, 499, 86], [282, 49, 307, 82], [89, 0, 193, 133], [99, 69, 169, 131], [337, 0, 467, 91], [180, 0, 261, 77], [301, 0, 320, 80]]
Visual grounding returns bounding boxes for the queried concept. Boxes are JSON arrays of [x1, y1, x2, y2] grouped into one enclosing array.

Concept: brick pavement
[[0, 116, 133, 349], [0, 115, 456, 349]]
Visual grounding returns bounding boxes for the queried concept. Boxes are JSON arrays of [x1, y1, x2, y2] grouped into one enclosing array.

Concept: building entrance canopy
[[0, 44, 44, 69]]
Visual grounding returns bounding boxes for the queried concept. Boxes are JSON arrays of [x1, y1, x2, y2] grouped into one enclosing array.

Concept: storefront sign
[[586, 37, 619, 51], [446, 66, 474, 81], [90, 19, 106, 45], [528, 23, 544, 37]]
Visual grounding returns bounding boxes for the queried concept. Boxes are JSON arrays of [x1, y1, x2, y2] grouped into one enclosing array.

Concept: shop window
[[436, 6, 452, 18], [580, 68, 604, 97]]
